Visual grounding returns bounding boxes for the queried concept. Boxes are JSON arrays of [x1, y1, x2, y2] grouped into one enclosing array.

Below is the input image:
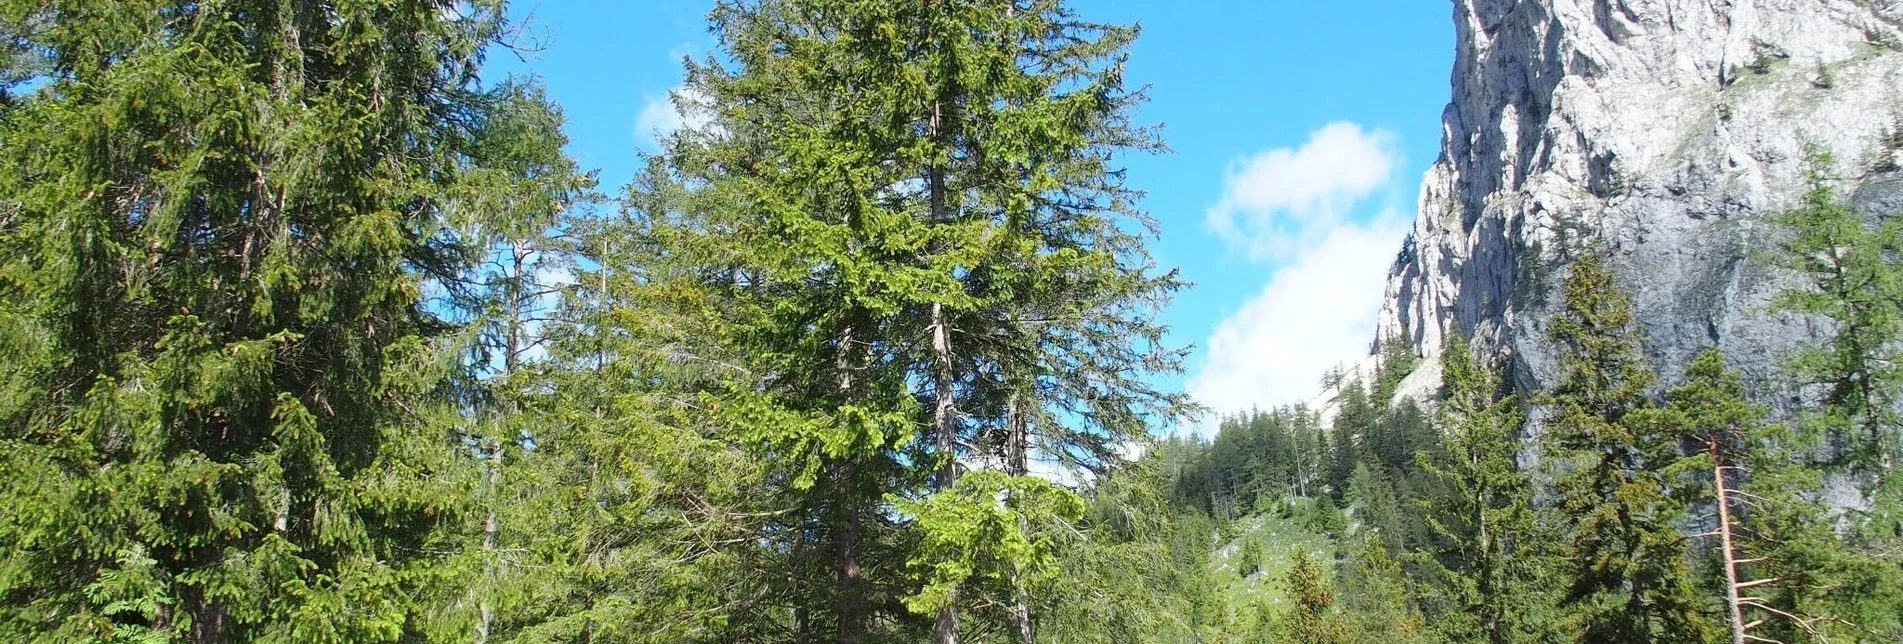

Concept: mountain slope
[[1361, 0, 1903, 416]]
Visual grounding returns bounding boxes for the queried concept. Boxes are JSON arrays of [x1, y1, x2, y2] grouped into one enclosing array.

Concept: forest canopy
[[0, 1, 1899, 643]]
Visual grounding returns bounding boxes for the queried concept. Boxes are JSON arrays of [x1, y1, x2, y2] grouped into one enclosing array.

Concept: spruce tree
[[1340, 534, 1430, 644], [643, 0, 1188, 640], [1329, 381, 1373, 499], [1540, 253, 1713, 643], [1278, 550, 1348, 644], [0, 1, 522, 641], [1653, 349, 1863, 644], [439, 78, 598, 644], [1416, 333, 1556, 644]]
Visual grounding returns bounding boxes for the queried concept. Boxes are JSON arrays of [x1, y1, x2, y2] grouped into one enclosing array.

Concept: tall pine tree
[[1416, 333, 1556, 644], [640, 0, 1189, 640], [0, 1, 524, 641], [1540, 253, 1712, 643]]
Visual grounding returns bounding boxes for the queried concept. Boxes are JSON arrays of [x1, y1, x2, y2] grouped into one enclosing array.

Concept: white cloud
[[1186, 214, 1410, 434], [634, 86, 712, 147], [1186, 122, 1411, 436], [1206, 122, 1397, 259]]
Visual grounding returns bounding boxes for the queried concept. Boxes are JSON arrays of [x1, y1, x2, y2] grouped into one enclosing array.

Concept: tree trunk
[[1006, 394, 1034, 644], [926, 97, 961, 644], [836, 474, 868, 644], [835, 323, 869, 644], [930, 301, 959, 644], [476, 442, 501, 644], [1712, 437, 1747, 644], [478, 241, 529, 644]]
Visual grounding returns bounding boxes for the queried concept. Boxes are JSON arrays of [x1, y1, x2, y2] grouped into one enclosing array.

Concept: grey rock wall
[[1362, 0, 1903, 422]]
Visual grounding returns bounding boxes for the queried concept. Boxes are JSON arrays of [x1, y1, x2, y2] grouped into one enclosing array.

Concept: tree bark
[[1006, 394, 1034, 644], [836, 470, 868, 644], [835, 323, 869, 644], [478, 240, 529, 644], [926, 94, 961, 643], [1712, 437, 1747, 644]]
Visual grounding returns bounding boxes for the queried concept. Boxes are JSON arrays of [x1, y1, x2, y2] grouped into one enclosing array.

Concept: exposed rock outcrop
[[1354, 0, 1903, 420]]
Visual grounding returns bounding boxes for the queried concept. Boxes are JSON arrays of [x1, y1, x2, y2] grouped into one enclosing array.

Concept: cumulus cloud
[[1187, 215, 1409, 430], [634, 86, 712, 147], [1186, 122, 1411, 436], [1206, 122, 1397, 259]]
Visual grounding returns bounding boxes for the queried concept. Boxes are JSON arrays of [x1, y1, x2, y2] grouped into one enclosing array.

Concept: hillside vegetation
[[0, 1, 1899, 643]]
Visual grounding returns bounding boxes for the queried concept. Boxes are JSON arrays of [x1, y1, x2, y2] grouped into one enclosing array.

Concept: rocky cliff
[[1352, 0, 1903, 419]]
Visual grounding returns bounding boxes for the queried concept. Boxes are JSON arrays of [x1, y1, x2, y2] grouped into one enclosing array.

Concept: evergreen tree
[[1767, 166, 1903, 640], [1540, 254, 1713, 643], [1416, 334, 1555, 644], [1768, 158, 1903, 472], [1373, 334, 1421, 409], [0, 1, 522, 641], [1329, 381, 1373, 499], [440, 78, 598, 644], [1345, 462, 1404, 554], [1041, 456, 1210, 642], [1339, 534, 1430, 644], [1277, 550, 1348, 644], [644, 0, 1188, 639], [1654, 349, 1864, 644], [1238, 536, 1264, 578]]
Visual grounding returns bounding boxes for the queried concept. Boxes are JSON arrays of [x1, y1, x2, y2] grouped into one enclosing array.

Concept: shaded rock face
[[1370, 0, 1903, 421]]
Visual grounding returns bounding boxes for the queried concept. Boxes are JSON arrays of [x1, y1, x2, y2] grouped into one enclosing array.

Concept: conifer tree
[[0, 1, 523, 640], [1278, 551, 1348, 644], [1654, 349, 1859, 644], [1373, 334, 1421, 409], [1540, 254, 1712, 643], [1329, 381, 1373, 499], [1417, 333, 1555, 644], [439, 79, 598, 644], [1345, 463, 1404, 554], [1769, 160, 1903, 472], [643, 1, 1188, 640], [1340, 534, 1430, 644], [1766, 166, 1903, 640]]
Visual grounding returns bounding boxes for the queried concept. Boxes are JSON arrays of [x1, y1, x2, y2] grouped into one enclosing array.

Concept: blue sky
[[490, 1, 1453, 435]]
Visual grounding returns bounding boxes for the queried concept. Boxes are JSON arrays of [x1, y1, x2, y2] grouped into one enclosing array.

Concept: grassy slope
[[1207, 512, 1335, 632]]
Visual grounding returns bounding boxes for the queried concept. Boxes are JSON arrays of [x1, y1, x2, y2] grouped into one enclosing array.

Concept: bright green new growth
[[1763, 163, 1903, 640], [632, 0, 1189, 640], [895, 471, 1084, 616]]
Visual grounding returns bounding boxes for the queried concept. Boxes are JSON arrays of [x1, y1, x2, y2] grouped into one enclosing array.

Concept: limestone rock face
[[1364, 0, 1903, 418]]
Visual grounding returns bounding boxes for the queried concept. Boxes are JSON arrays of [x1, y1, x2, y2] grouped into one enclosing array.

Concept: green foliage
[[896, 471, 1085, 616], [1345, 463, 1404, 554], [1039, 460, 1214, 643], [629, 0, 1191, 639], [1340, 535, 1431, 644], [10, 2, 1903, 643], [0, 1, 515, 640], [1276, 551, 1349, 644], [1415, 334, 1558, 644], [1373, 334, 1422, 407], [1330, 381, 1375, 498], [1766, 167, 1903, 641], [1238, 538, 1265, 579], [1768, 158, 1903, 472], [1541, 254, 1714, 643]]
